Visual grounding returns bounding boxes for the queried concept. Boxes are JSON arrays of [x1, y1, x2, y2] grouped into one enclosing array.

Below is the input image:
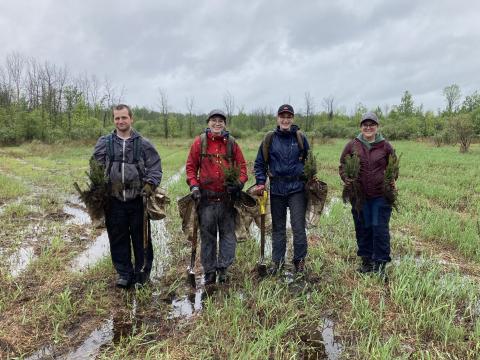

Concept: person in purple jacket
[[339, 112, 396, 278]]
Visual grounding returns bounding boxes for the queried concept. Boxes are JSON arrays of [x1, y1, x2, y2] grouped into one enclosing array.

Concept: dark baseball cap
[[360, 112, 379, 125], [207, 109, 227, 123], [277, 104, 294, 116]]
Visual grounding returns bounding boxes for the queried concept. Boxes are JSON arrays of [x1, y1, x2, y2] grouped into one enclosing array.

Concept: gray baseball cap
[[207, 109, 227, 123], [360, 112, 379, 125]]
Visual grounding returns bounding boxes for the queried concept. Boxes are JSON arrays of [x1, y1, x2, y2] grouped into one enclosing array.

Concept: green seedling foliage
[[74, 157, 109, 220], [221, 162, 241, 186], [303, 150, 318, 180], [342, 152, 364, 213], [384, 153, 401, 210]]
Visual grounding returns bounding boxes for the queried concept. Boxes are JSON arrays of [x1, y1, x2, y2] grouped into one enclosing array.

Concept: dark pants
[[270, 191, 307, 264], [352, 196, 392, 263], [105, 197, 153, 281], [198, 192, 237, 274]]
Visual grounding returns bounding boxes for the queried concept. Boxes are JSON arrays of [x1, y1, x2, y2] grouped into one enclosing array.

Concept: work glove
[[142, 182, 154, 196], [226, 182, 243, 201], [253, 184, 265, 196], [191, 186, 201, 202]]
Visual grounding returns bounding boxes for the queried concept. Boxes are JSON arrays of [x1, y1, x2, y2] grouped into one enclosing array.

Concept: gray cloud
[[1, 0, 479, 114]]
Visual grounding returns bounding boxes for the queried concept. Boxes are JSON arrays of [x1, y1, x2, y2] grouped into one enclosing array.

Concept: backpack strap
[[296, 130, 306, 162], [199, 132, 236, 163]]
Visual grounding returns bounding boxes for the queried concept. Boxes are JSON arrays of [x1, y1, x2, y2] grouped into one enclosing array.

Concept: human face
[[360, 121, 378, 141], [208, 116, 226, 135], [113, 108, 133, 136], [277, 112, 294, 131]]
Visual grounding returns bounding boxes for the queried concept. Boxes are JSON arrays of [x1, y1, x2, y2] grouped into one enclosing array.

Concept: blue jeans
[[352, 196, 392, 262], [270, 191, 307, 264]]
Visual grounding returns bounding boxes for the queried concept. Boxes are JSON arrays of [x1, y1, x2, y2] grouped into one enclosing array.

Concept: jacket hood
[[356, 133, 385, 149]]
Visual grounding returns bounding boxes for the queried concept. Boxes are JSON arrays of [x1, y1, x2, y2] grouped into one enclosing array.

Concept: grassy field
[[0, 137, 479, 359]]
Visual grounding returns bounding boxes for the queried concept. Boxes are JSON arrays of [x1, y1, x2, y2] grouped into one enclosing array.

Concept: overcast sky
[[1, 0, 479, 115]]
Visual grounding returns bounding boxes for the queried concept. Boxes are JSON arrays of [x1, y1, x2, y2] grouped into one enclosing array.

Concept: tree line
[[1, 53, 479, 151]]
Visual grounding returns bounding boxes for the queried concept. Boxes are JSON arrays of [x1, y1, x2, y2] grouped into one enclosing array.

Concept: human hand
[[253, 184, 265, 196], [344, 178, 354, 186], [142, 182, 154, 196], [191, 186, 201, 201]]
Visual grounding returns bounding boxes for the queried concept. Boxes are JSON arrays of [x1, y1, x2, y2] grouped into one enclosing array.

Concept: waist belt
[[269, 175, 305, 183], [201, 190, 228, 202]]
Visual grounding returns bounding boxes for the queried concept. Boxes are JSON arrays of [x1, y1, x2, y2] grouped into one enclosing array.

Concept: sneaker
[[204, 271, 216, 286], [217, 268, 229, 284], [294, 259, 305, 274], [116, 277, 130, 289], [357, 257, 374, 274]]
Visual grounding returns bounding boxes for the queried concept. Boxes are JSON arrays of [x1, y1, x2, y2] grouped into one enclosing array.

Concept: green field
[[0, 138, 479, 359]]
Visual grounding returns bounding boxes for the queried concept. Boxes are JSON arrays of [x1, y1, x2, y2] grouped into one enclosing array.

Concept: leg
[[288, 191, 308, 264], [217, 202, 237, 271], [352, 199, 373, 259], [105, 198, 134, 282], [270, 194, 288, 264], [371, 197, 392, 263], [129, 197, 154, 283], [198, 201, 218, 275]]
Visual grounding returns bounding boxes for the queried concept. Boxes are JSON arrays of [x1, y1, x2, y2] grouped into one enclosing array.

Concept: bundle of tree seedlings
[[342, 152, 364, 213], [304, 150, 328, 226], [384, 153, 401, 210], [73, 157, 109, 220]]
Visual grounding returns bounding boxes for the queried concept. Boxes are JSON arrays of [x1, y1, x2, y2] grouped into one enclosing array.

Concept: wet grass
[[0, 139, 479, 359]]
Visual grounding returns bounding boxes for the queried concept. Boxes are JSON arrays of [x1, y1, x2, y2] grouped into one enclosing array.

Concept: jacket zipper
[[122, 139, 126, 201]]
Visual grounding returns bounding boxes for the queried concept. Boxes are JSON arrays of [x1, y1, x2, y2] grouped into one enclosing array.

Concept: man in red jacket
[[186, 109, 248, 285]]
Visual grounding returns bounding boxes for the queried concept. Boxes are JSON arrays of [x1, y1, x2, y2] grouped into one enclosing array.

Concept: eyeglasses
[[209, 118, 225, 124], [361, 123, 377, 128]]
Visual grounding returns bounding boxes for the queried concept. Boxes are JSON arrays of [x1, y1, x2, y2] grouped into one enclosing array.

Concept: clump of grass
[[303, 150, 317, 180], [73, 157, 109, 220], [342, 153, 364, 213], [384, 153, 401, 210]]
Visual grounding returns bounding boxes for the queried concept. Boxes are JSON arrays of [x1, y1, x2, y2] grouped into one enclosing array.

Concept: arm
[[142, 138, 162, 186], [253, 142, 267, 185], [93, 136, 107, 166], [338, 141, 353, 182], [233, 143, 248, 184], [186, 137, 201, 188]]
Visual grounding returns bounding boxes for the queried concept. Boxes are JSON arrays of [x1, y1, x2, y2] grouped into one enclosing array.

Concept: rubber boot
[[357, 257, 374, 273], [217, 267, 229, 284], [373, 261, 388, 282], [204, 271, 216, 286]]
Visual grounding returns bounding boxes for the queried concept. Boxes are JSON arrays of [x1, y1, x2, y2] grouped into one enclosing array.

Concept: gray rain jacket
[[93, 130, 162, 202]]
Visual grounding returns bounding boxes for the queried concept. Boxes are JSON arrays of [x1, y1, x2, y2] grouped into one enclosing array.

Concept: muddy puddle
[[72, 231, 110, 271], [64, 204, 91, 226], [26, 316, 124, 360], [168, 289, 205, 319], [301, 318, 342, 360], [7, 246, 35, 277]]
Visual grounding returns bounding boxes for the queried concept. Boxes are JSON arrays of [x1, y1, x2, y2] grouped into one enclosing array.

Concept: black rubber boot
[[204, 271, 217, 286], [217, 268, 229, 284], [116, 276, 130, 289], [294, 259, 305, 274], [357, 257, 374, 273], [267, 261, 281, 276], [373, 261, 388, 281]]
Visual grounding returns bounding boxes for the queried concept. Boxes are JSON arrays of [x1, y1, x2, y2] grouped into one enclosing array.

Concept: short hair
[[112, 104, 133, 118]]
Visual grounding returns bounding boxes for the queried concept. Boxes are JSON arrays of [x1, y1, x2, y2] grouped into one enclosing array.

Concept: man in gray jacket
[[93, 104, 162, 288]]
